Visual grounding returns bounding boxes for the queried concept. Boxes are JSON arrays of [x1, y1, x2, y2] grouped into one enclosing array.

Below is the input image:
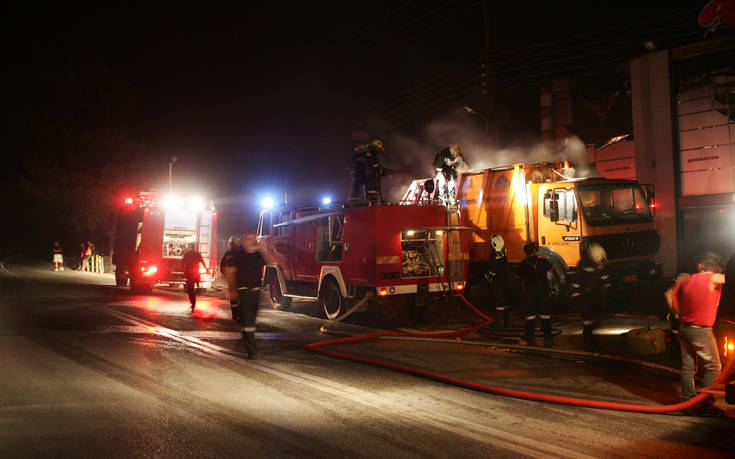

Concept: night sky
[[2, 2, 714, 257]]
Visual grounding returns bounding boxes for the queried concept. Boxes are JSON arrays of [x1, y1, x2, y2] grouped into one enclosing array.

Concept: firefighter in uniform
[[517, 242, 553, 346], [349, 139, 384, 203], [432, 142, 467, 205], [573, 243, 610, 351], [226, 232, 269, 359], [220, 234, 244, 322], [182, 248, 206, 311], [486, 234, 512, 328]]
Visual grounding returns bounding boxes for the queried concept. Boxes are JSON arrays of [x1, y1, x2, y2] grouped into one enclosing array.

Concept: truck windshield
[[577, 184, 652, 226]]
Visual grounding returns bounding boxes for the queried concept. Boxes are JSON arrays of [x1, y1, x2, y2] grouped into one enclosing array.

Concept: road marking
[[104, 307, 594, 458]]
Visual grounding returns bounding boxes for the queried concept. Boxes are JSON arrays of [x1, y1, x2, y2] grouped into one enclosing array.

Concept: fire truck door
[[538, 187, 581, 265]]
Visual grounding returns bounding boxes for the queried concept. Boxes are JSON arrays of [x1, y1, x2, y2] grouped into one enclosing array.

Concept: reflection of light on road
[[192, 300, 217, 320], [596, 327, 635, 335], [144, 297, 162, 310]]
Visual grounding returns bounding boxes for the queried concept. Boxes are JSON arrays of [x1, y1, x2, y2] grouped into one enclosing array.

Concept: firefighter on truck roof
[[432, 142, 468, 205], [349, 139, 384, 203]]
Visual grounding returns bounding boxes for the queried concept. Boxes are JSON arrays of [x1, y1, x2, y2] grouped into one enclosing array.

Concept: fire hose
[[306, 294, 734, 414]]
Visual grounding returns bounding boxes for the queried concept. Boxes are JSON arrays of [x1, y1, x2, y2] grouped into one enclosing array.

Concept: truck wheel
[[268, 282, 292, 311], [321, 278, 344, 320]]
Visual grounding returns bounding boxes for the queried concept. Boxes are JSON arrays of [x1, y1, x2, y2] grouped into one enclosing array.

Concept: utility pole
[[169, 156, 178, 193], [481, 0, 494, 143]]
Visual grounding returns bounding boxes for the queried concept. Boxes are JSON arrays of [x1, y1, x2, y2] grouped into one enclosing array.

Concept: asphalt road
[[1, 257, 733, 458]]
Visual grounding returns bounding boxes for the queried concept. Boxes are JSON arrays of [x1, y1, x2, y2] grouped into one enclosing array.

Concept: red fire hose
[[305, 294, 735, 414]]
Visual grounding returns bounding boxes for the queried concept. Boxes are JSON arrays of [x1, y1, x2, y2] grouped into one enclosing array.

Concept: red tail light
[[378, 287, 389, 296], [456, 282, 465, 291]]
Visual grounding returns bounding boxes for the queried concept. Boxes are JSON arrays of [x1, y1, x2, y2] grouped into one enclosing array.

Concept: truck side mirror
[[549, 200, 559, 222], [642, 184, 656, 217]]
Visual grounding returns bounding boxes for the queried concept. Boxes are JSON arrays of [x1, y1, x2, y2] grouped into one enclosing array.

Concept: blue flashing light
[[322, 197, 332, 206], [261, 197, 275, 209]]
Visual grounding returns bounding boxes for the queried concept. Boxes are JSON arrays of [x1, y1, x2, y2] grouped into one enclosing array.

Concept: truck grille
[[582, 230, 660, 260]]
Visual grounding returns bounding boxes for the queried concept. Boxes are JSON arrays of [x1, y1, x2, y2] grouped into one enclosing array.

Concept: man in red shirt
[[665, 252, 725, 404]]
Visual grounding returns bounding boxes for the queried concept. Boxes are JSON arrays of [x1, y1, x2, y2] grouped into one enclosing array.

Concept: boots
[[230, 302, 240, 322], [583, 324, 599, 351], [522, 319, 537, 346], [541, 318, 553, 347]]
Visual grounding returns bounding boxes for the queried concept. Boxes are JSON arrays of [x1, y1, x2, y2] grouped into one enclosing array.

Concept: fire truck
[[402, 162, 660, 299], [112, 191, 217, 292], [257, 202, 469, 319]]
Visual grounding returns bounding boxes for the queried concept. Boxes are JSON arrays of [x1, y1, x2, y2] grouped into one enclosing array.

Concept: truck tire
[[320, 278, 344, 320], [268, 282, 292, 311]]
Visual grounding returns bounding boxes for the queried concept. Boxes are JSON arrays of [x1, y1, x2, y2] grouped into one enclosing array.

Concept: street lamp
[[464, 105, 488, 136], [169, 156, 178, 192]]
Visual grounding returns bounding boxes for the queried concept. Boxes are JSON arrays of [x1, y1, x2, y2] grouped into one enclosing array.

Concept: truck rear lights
[[725, 336, 733, 357], [456, 282, 465, 291], [378, 287, 389, 296], [140, 265, 158, 275]]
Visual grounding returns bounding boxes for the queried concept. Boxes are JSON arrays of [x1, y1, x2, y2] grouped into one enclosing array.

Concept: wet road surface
[[1, 257, 733, 458]]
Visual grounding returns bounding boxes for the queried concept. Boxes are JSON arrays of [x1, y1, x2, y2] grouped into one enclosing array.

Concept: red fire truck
[[257, 203, 470, 319], [113, 191, 217, 292]]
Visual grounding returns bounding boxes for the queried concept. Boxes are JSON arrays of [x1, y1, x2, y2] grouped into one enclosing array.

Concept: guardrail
[[83, 255, 105, 274]]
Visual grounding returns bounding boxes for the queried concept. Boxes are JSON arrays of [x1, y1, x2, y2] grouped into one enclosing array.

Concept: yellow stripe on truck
[[376, 256, 400, 264]]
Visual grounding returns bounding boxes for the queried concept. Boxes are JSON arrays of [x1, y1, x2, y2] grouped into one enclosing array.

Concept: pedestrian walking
[[486, 235, 512, 328], [182, 248, 206, 311], [220, 234, 244, 321], [574, 243, 609, 351], [664, 252, 725, 415], [517, 242, 554, 346], [52, 241, 64, 271], [225, 232, 272, 359]]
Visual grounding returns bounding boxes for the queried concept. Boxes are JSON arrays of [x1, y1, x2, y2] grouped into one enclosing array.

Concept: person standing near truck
[[517, 242, 553, 346], [182, 248, 206, 311], [664, 252, 725, 412], [486, 235, 512, 328], [220, 234, 244, 322], [226, 232, 271, 359], [575, 243, 610, 351]]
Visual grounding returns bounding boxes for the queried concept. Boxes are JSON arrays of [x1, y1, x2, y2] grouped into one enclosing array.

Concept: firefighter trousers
[[186, 279, 198, 308], [238, 288, 260, 358]]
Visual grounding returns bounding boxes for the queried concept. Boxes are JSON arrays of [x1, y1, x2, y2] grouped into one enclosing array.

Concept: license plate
[[622, 274, 638, 283]]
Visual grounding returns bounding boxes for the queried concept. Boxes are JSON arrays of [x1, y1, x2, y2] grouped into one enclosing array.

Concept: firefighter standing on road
[[182, 248, 206, 311], [221, 235, 244, 322], [349, 139, 384, 203], [573, 243, 610, 351], [226, 232, 271, 359], [517, 242, 554, 346], [486, 235, 512, 328], [433, 143, 468, 205]]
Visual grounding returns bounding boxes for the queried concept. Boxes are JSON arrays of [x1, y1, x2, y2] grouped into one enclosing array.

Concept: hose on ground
[[305, 294, 734, 414]]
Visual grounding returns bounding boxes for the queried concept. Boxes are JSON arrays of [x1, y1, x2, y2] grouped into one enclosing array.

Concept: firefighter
[[432, 142, 468, 205], [517, 242, 553, 346], [220, 234, 244, 322], [574, 243, 610, 351], [486, 234, 512, 328], [349, 139, 384, 203], [226, 232, 270, 359], [182, 247, 206, 311]]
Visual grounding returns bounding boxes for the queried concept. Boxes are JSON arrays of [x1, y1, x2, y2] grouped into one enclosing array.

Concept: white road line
[[103, 307, 595, 458]]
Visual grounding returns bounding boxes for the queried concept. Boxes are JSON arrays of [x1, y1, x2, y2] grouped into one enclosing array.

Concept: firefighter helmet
[[228, 234, 242, 248], [491, 234, 504, 252], [370, 139, 384, 151], [587, 243, 607, 265], [449, 142, 463, 156]]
